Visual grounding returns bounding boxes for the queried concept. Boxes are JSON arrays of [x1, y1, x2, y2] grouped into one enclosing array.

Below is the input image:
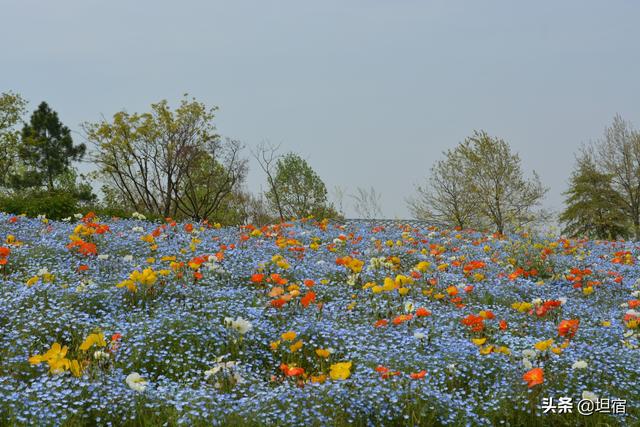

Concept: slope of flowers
[[0, 213, 638, 426]]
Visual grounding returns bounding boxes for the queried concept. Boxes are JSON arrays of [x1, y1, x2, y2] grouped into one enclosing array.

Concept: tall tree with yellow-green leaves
[[84, 95, 247, 220]]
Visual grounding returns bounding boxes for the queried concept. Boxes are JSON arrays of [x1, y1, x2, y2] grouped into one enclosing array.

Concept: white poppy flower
[[125, 373, 147, 392], [225, 317, 253, 335], [572, 360, 588, 370]]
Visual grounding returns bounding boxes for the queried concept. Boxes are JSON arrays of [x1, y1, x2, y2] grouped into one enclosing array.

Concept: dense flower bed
[[0, 213, 638, 426]]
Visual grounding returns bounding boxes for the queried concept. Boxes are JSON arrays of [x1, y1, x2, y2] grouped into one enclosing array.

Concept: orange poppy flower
[[523, 367, 544, 388], [280, 364, 304, 377], [410, 370, 427, 380], [557, 319, 580, 339], [374, 319, 388, 328], [300, 291, 316, 308], [392, 314, 413, 325], [250, 273, 264, 284], [415, 307, 431, 317], [270, 298, 287, 308], [375, 365, 389, 374]]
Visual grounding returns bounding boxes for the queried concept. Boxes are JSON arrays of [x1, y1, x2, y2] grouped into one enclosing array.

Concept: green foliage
[[589, 115, 640, 239], [456, 131, 547, 234], [410, 131, 547, 233], [0, 191, 77, 219], [265, 152, 334, 219], [85, 95, 246, 221], [12, 102, 86, 192], [0, 91, 28, 188], [560, 156, 629, 239]]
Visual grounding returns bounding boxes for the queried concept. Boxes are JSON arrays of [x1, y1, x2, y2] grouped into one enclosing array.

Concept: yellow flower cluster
[[366, 275, 414, 295], [28, 332, 107, 377], [271, 254, 290, 270], [116, 267, 165, 293], [511, 301, 533, 313]]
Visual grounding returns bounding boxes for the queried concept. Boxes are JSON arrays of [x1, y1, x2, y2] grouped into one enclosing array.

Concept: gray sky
[[3, 0, 639, 218]]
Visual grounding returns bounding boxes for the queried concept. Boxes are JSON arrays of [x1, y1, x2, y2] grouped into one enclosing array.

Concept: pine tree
[[560, 157, 628, 239], [14, 102, 85, 191]]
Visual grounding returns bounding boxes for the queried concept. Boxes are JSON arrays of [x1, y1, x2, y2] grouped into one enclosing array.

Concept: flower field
[[0, 213, 639, 426]]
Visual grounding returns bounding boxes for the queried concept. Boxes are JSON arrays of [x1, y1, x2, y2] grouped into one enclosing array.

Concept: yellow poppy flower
[[534, 339, 554, 352], [329, 362, 352, 380]]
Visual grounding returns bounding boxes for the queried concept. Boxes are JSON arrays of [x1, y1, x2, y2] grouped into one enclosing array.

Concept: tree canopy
[[408, 131, 547, 233], [560, 155, 628, 239], [13, 102, 86, 192], [84, 96, 247, 220], [265, 152, 334, 219]]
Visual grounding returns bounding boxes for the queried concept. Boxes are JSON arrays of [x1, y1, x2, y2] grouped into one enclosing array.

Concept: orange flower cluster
[[557, 319, 580, 339], [507, 267, 539, 281], [375, 366, 426, 380], [462, 260, 486, 275], [0, 246, 10, 266], [532, 300, 562, 317]]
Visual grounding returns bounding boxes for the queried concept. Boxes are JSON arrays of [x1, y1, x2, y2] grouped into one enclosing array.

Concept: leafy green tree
[[85, 96, 246, 219], [589, 115, 640, 239], [14, 102, 86, 192], [455, 131, 547, 234], [265, 152, 334, 219], [560, 156, 628, 239], [0, 92, 27, 188]]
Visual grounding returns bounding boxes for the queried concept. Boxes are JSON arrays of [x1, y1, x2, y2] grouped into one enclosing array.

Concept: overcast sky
[[3, 0, 639, 218]]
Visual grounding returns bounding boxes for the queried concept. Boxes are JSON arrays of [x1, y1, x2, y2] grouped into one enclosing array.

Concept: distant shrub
[[0, 191, 77, 220]]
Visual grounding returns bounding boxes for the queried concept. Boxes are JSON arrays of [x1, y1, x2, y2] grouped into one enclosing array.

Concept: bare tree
[[252, 142, 284, 221], [589, 115, 640, 239], [350, 186, 383, 219], [173, 138, 248, 220], [407, 149, 477, 229], [331, 185, 347, 217]]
